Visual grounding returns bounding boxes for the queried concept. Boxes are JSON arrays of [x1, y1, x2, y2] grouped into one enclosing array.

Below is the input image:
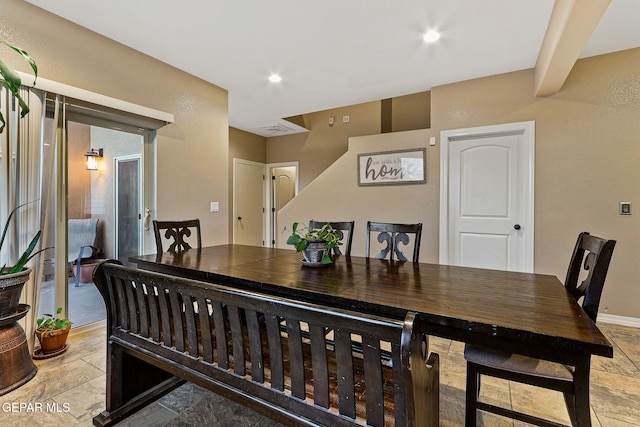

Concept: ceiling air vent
[[258, 123, 296, 134]]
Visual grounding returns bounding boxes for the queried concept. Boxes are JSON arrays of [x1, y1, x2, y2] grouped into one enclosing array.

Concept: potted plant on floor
[[34, 307, 72, 356], [0, 41, 41, 393], [0, 40, 40, 315], [286, 222, 342, 266], [0, 203, 43, 318]]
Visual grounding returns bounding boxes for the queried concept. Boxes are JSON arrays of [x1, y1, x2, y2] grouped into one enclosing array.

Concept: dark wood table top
[[130, 244, 613, 360]]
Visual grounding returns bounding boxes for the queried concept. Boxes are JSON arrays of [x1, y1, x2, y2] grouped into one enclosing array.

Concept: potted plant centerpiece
[[34, 307, 72, 356], [286, 222, 342, 266]]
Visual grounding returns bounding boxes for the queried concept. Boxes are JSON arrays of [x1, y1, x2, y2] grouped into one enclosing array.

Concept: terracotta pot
[[35, 324, 71, 353], [73, 259, 105, 283], [0, 268, 31, 318]]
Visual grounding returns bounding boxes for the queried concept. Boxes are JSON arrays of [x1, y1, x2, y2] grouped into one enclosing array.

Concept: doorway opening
[[266, 162, 298, 247], [38, 114, 151, 329]]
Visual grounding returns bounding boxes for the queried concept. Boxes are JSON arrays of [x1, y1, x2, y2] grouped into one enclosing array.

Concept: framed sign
[[358, 148, 426, 186]]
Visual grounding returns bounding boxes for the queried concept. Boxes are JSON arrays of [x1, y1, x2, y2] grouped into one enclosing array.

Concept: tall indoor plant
[[0, 41, 41, 395], [0, 40, 38, 133], [0, 40, 40, 317], [0, 39, 41, 308]]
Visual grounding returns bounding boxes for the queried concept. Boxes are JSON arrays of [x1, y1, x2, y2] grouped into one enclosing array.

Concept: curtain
[[0, 84, 47, 352]]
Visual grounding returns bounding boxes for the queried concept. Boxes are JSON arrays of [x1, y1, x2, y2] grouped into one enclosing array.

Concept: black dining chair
[[153, 219, 202, 253], [464, 231, 616, 427], [308, 220, 355, 256], [365, 221, 422, 262]]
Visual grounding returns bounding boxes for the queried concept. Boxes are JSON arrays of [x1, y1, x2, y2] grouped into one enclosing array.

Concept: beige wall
[[2, 0, 229, 250], [278, 48, 640, 319], [228, 127, 266, 240], [267, 101, 381, 189], [277, 129, 438, 261], [267, 92, 431, 190]]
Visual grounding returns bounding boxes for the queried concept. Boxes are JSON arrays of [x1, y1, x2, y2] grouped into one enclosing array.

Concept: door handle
[[237, 216, 242, 221], [514, 224, 521, 230]]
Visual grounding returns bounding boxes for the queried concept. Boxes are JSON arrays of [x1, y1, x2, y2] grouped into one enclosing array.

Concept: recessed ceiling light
[[423, 30, 440, 43], [269, 74, 282, 83]]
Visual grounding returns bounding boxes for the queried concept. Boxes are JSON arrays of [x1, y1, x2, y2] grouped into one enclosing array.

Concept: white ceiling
[[26, 0, 640, 137]]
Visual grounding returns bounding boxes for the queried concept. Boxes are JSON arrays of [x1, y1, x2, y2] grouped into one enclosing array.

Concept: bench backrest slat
[[246, 309, 265, 383], [212, 301, 228, 369], [196, 296, 213, 363], [286, 320, 306, 399], [96, 261, 439, 427], [309, 324, 330, 408], [228, 305, 246, 376]]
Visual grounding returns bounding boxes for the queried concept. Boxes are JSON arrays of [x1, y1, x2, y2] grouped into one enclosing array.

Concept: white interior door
[[440, 121, 534, 272], [233, 159, 265, 246]]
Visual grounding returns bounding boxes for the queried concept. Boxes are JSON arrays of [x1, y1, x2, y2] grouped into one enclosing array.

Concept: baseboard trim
[[598, 313, 640, 328]]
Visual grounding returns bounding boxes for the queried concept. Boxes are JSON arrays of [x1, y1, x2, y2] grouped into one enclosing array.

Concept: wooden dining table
[[130, 244, 613, 364]]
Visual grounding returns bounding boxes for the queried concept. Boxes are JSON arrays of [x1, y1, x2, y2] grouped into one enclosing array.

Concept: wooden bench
[[91, 261, 439, 427]]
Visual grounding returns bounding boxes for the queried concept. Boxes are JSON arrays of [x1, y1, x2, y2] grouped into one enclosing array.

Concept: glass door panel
[[65, 120, 144, 327]]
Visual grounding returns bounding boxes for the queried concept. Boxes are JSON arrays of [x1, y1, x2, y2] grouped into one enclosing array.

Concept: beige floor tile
[[1, 320, 638, 426], [509, 381, 572, 426], [590, 368, 640, 425], [597, 414, 640, 427], [52, 375, 106, 423]]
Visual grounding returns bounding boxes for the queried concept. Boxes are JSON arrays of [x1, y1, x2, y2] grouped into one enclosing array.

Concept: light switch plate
[[210, 202, 219, 212]]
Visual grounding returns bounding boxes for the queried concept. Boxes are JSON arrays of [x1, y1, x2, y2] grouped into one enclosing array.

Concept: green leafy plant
[[36, 307, 72, 332], [0, 202, 44, 275], [285, 222, 342, 264], [0, 40, 38, 133]]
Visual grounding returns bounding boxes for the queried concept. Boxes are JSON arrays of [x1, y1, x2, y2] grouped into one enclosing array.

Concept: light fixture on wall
[[85, 148, 103, 170]]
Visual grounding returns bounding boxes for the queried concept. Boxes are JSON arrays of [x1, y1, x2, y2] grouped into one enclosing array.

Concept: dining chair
[[308, 220, 355, 256], [365, 221, 422, 262], [464, 231, 616, 427], [153, 219, 202, 253]]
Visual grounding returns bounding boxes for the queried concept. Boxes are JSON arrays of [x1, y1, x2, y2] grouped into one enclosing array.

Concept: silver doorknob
[[514, 224, 521, 230]]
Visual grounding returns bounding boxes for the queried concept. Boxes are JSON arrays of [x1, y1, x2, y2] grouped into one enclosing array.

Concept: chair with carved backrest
[[365, 221, 422, 262], [153, 219, 202, 253], [308, 220, 355, 256], [464, 231, 616, 427]]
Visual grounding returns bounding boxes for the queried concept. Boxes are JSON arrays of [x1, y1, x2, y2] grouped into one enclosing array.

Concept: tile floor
[[0, 321, 638, 426]]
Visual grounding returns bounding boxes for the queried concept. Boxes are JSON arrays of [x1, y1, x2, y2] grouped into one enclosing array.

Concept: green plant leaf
[[7, 230, 41, 274], [1, 201, 43, 275], [294, 239, 308, 252], [0, 41, 38, 132]]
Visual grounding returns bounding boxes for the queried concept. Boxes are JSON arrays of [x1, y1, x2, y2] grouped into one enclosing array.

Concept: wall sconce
[[85, 148, 103, 171]]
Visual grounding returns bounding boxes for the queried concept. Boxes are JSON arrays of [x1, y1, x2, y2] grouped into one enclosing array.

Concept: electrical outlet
[[343, 115, 350, 123]]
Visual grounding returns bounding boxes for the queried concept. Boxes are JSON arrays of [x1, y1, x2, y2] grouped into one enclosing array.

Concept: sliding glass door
[[38, 102, 154, 328]]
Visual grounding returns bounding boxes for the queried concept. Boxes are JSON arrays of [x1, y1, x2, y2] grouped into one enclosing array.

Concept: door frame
[[114, 154, 143, 260], [265, 161, 299, 247], [439, 121, 535, 270]]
